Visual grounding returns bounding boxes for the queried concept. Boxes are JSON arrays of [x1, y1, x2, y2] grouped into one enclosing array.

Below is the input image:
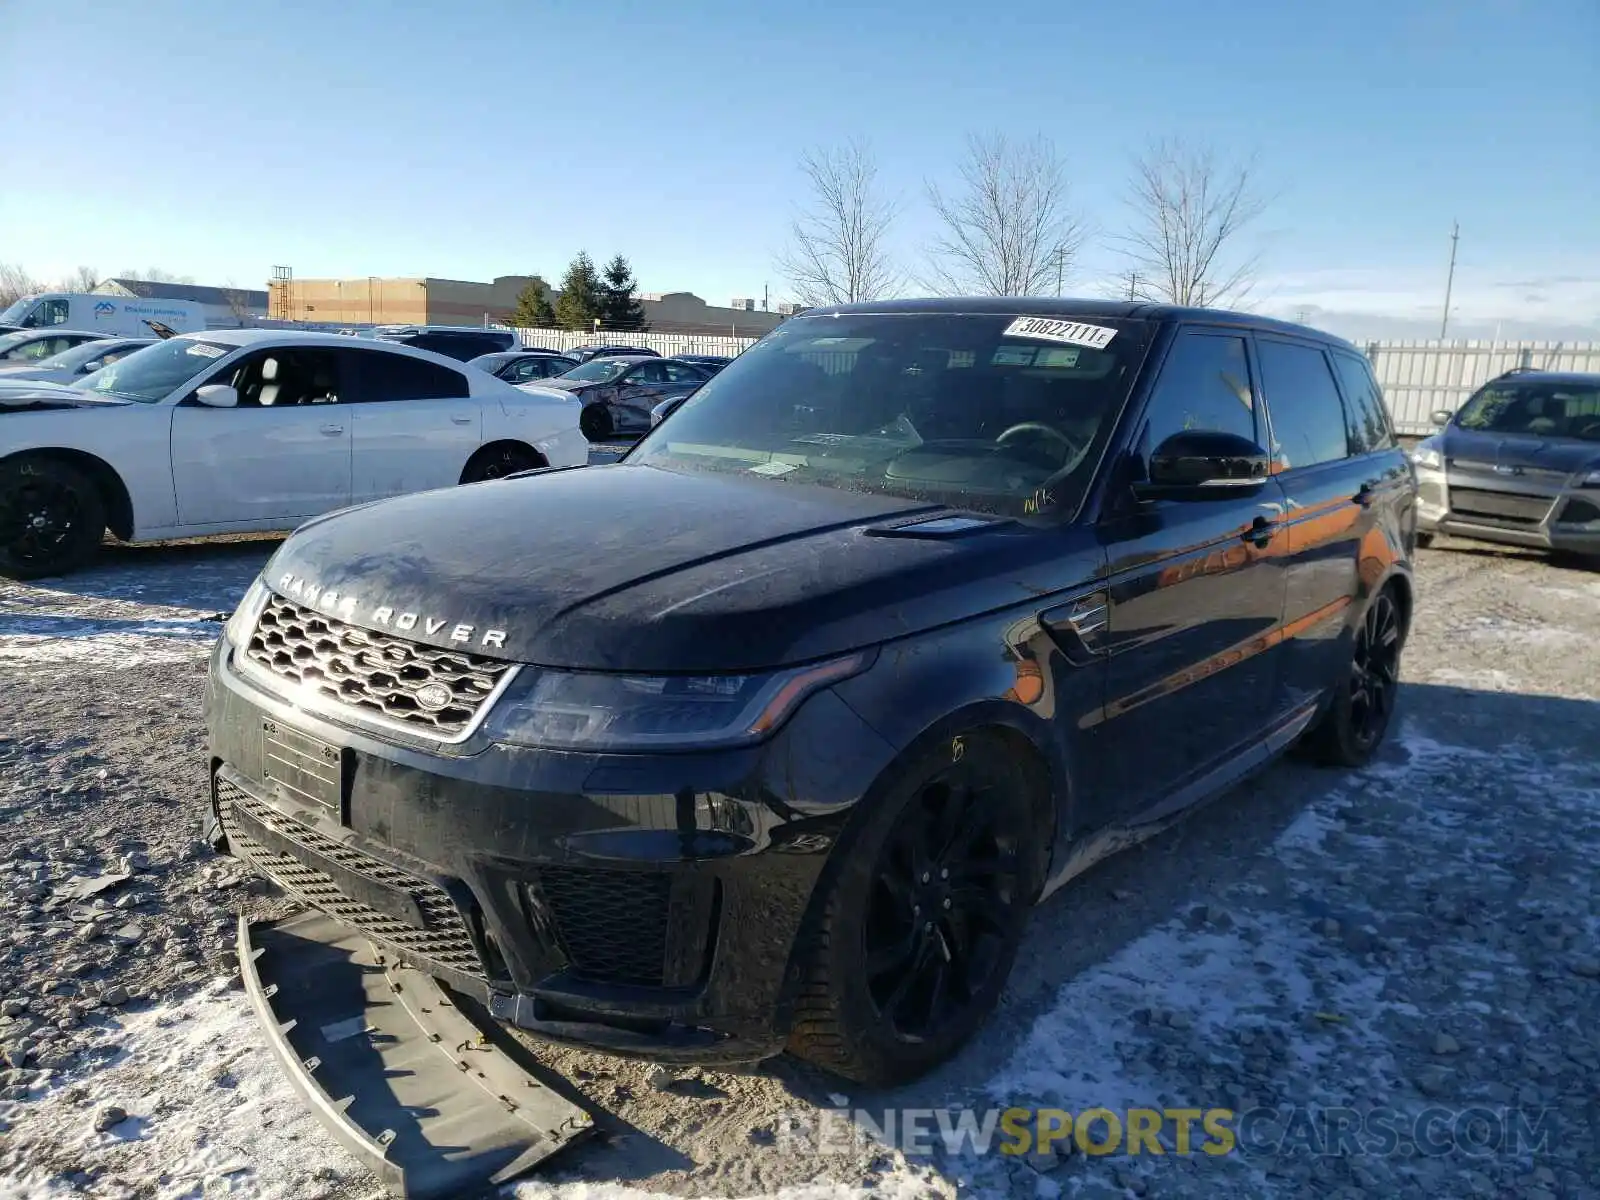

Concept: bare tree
[[0, 263, 43, 308], [118, 267, 195, 286], [1121, 139, 1268, 308], [222, 281, 255, 326], [922, 133, 1087, 297], [776, 139, 901, 307], [59, 265, 101, 293]]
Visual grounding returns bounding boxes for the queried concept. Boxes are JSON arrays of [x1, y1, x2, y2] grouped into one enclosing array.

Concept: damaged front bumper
[[204, 637, 891, 1065]]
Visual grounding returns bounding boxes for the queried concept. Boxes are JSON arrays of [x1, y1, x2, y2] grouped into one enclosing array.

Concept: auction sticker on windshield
[[185, 343, 226, 358], [1003, 317, 1117, 349]]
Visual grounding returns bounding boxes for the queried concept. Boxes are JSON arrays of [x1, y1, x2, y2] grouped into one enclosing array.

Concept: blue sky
[[2, 0, 1596, 338]]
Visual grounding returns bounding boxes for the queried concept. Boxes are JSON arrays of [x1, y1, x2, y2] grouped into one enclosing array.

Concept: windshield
[[627, 312, 1152, 518], [0, 299, 34, 326], [1455, 380, 1600, 442], [562, 358, 633, 382], [72, 337, 234, 403]]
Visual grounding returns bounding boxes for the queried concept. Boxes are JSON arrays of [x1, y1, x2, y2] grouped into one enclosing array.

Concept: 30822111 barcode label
[[1002, 316, 1118, 349]]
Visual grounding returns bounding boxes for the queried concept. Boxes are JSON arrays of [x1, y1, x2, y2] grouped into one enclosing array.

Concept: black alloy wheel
[[787, 731, 1041, 1085], [1298, 584, 1406, 767], [0, 459, 106, 581], [464, 444, 543, 483], [1348, 589, 1401, 752], [863, 766, 1024, 1043]]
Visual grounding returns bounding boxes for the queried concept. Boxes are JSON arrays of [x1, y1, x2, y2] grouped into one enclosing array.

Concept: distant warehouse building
[[267, 274, 784, 337]]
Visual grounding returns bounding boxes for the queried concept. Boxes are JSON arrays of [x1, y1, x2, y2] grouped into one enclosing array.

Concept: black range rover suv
[[205, 300, 1417, 1085]]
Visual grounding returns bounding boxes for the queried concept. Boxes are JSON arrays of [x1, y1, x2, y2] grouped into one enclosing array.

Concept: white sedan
[[0, 329, 587, 579]]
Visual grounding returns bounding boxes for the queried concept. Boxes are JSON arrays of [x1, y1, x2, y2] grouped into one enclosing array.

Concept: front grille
[[535, 866, 672, 987], [245, 593, 515, 738], [218, 774, 487, 981], [1448, 488, 1553, 526]]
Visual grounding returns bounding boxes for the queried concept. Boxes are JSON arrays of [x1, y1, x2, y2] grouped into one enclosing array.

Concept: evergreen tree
[[508, 276, 556, 328], [599, 254, 648, 332], [553, 252, 603, 331]]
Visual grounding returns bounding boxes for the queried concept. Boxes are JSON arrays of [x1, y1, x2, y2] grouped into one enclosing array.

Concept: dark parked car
[[372, 326, 518, 362], [670, 354, 733, 374], [206, 299, 1416, 1087], [543, 354, 709, 440], [1411, 368, 1600, 558], [467, 351, 580, 384], [564, 343, 659, 364]]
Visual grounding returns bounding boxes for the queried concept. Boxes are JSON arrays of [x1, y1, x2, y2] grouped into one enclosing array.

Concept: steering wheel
[[1575, 419, 1600, 440], [996, 421, 1082, 464]]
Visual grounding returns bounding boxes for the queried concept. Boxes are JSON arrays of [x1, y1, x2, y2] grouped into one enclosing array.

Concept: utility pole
[[1440, 220, 1459, 340], [1124, 271, 1139, 301], [762, 282, 769, 312], [1054, 246, 1065, 297]]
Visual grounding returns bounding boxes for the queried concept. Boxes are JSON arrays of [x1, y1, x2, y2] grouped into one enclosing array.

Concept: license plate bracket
[[262, 720, 344, 816]]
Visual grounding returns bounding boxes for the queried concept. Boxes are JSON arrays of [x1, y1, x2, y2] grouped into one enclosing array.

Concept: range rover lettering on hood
[[277, 572, 509, 651]]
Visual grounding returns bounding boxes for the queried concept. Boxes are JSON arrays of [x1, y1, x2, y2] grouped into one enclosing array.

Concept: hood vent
[[865, 514, 1006, 539]]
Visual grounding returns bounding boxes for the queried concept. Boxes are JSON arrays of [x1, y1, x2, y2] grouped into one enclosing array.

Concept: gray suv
[[1411, 369, 1600, 557]]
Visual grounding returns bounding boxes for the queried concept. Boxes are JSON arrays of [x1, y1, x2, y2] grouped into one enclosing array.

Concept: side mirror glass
[[194, 383, 239, 409], [1135, 430, 1270, 500], [1431, 408, 1453, 426]]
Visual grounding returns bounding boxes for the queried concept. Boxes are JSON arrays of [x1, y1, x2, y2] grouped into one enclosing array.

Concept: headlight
[[224, 578, 270, 647], [482, 651, 874, 751], [1410, 444, 1444, 470]]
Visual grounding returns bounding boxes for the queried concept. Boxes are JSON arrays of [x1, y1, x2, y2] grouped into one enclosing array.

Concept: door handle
[[451, 415, 473, 425], [319, 424, 344, 436], [1242, 515, 1277, 548]]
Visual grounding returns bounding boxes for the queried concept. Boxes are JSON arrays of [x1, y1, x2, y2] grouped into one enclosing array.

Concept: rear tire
[[0, 457, 106, 581], [786, 731, 1043, 1086], [1299, 585, 1406, 768], [462, 443, 545, 483], [579, 403, 614, 442], [1415, 532, 1435, 550]]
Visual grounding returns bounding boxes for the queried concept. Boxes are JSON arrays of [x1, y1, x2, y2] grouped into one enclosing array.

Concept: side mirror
[[1431, 408, 1453, 427], [650, 396, 687, 427], [194, 383, 239, 409], [1134, 430, 1271, 500]]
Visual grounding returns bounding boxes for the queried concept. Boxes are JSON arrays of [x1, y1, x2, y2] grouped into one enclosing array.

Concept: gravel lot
[[0, 522, 1596, 1200]]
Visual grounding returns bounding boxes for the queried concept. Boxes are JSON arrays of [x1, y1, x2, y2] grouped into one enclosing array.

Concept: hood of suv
[[1440, 424, 1600, 476], [262, 465, 1092, 672]]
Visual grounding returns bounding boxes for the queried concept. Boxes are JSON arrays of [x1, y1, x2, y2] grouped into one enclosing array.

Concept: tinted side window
[[1331, 352, 1395, 453], [1256, 340, 1351, 470], [663, 362, 705, 384], [630, 361, 670, 384], [1140, 332, 1257, 450], [347, 350, 470, 401]]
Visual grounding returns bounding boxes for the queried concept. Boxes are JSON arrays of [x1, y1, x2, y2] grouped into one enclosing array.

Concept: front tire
[[1300, 585, 1405, 768], [786, 732, 1042, 1086], [579, 403, 615, 442], [0, 457, 106, 581]]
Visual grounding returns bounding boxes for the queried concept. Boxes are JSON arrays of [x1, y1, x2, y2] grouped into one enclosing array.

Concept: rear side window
[[1256, 340, 1351, 470], [345, 349, 470, 401], [1139, 332, 1258, 450], [1331, 352, 1395, 452]]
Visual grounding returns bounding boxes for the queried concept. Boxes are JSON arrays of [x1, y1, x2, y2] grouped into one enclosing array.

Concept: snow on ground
[[0, 982, 363, 1200]]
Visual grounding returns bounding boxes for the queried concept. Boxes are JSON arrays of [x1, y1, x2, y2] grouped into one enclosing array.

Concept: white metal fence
[[506, 325, 1600, 437], [1364, 341, 1600, 435], [511, 326, 758, 359]]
